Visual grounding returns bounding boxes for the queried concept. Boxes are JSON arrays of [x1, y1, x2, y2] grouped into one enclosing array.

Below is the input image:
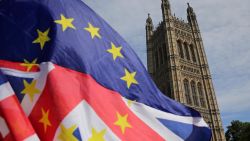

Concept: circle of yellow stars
[[27, 13, 140, 89], [20, 12, 139, 137]]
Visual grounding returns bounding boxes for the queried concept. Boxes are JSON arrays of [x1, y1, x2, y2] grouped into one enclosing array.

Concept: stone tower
[[146, 0, 225, 141]]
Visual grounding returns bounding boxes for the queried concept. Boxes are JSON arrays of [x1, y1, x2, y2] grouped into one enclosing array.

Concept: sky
[[84, 0, 250, 130]]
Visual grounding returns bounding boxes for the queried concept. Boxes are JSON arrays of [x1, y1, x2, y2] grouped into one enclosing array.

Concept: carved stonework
[[146, 1, 226, 141]]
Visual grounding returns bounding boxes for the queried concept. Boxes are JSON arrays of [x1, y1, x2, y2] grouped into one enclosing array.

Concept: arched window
[[190, 44, 197, 62], [184, 43, 190, 60], [184, 79, 192, 105], [191, 81, 199, 106], [177, 40, 184, 58], [198, 83, 206, 108]]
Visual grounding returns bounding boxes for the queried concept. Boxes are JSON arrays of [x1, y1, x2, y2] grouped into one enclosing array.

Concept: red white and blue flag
[[0, 0, 211, 140]]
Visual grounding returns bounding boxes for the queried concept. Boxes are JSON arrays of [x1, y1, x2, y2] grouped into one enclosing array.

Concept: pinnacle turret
[[146, 13, 154, 41], [162, 0, 171, 10], [187, 3, 196, 16], [146, 13, 153, 25], [187, 3, 197, 23]]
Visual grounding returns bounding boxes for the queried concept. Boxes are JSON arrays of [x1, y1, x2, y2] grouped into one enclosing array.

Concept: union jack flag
[[0, 0, 211, 140]]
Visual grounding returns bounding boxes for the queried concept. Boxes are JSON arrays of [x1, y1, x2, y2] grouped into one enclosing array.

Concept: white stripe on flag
[[0, 68, 40, 79], [0, 82, 14, 101], [0, 116, 9, 138], [21, 62, 54, 116], [123, 98, 209, 140], [123, 98, 183, 141], [1, 62, 55, 116], [53, 100, 120, 141], [24, 134, 40, 141], [124, 98, 209, 127]]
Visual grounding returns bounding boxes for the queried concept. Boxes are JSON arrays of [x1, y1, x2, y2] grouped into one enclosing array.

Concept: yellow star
[[88, 128, 106, 141], [84, 23, 101, 39], [20, 58, 39, 72], [54, 14, 76, 31], [39, 108, 51, 132], [32, 28, 50, 50], [21, 79, 41, 102], [114, 112, 132, 134], [58, 124, 78, 141], [121, 69, 139, 88], [107, 42, 124, 60]]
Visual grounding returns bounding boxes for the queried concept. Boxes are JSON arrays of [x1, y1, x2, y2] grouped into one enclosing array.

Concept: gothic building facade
[[145, 0, 225, 141]]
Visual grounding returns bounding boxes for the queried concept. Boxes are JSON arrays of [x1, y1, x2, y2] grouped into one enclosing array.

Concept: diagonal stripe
[[0, 83, 14, 101], [84, 82, 165, 140], [0, 95, 36, 141], [0, 68, 40, 79], [28, 63, 164, 140], [1, 62, 166, 140], [123, 98, 183, 141], [53, 100, 120, 141], [21, 62, 54, 116], [23, 134, 40, 141], [129, 100, 208, 127], [0, 60, 39, 72], [158, 118, 211, 141], [0, 62, 54, 116], [0, 116, 9, 138], [124, 98, 210, 140]]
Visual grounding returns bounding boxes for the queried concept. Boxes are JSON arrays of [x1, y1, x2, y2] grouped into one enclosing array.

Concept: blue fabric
[[158, 118, 212, 141], [0, 71, 7, 85], [5, 75, 33, 102], [0, 0, 200, 117], [73, 127, 82, 141]]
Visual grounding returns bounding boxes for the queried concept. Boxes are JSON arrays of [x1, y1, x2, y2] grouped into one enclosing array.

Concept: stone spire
[[162, 0, 171, 9], [146, 13, 153, 27], [187, 2, 196, 21], [145, 13, 154, 75]]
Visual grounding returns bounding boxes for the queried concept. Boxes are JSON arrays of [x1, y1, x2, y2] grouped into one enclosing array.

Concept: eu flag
[[0, 0, 211, 140]]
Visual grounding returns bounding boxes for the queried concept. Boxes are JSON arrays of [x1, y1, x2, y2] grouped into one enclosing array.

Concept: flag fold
[[0, 0, 211, 140]]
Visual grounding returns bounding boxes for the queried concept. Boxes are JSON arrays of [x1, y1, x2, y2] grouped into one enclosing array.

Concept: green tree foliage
[[225, 120, 250, 141]]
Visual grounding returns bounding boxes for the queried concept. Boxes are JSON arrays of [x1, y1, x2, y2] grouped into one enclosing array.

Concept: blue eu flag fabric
[[0, 0, 212, 140]]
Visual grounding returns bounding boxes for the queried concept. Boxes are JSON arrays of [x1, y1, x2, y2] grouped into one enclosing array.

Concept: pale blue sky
[[84, 0, 250, 130]]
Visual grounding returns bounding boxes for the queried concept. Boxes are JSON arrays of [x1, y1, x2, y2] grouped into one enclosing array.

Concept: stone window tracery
[[184, 42, 190, 60], [191, 81, 199, 106], [198, 82, 206, 108], [190, 44, 197, 62], [184, 79, 192, 105], [177, 40, 184, 58]]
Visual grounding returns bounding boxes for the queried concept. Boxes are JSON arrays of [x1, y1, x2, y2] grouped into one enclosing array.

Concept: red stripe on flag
[[28, 64, 164, 140], [28, 67, 85, 140], [86, 85, 165, 140], [2, 134, 14, 141], [0, 96, 36, 141], [0, 60, 39, 72]]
